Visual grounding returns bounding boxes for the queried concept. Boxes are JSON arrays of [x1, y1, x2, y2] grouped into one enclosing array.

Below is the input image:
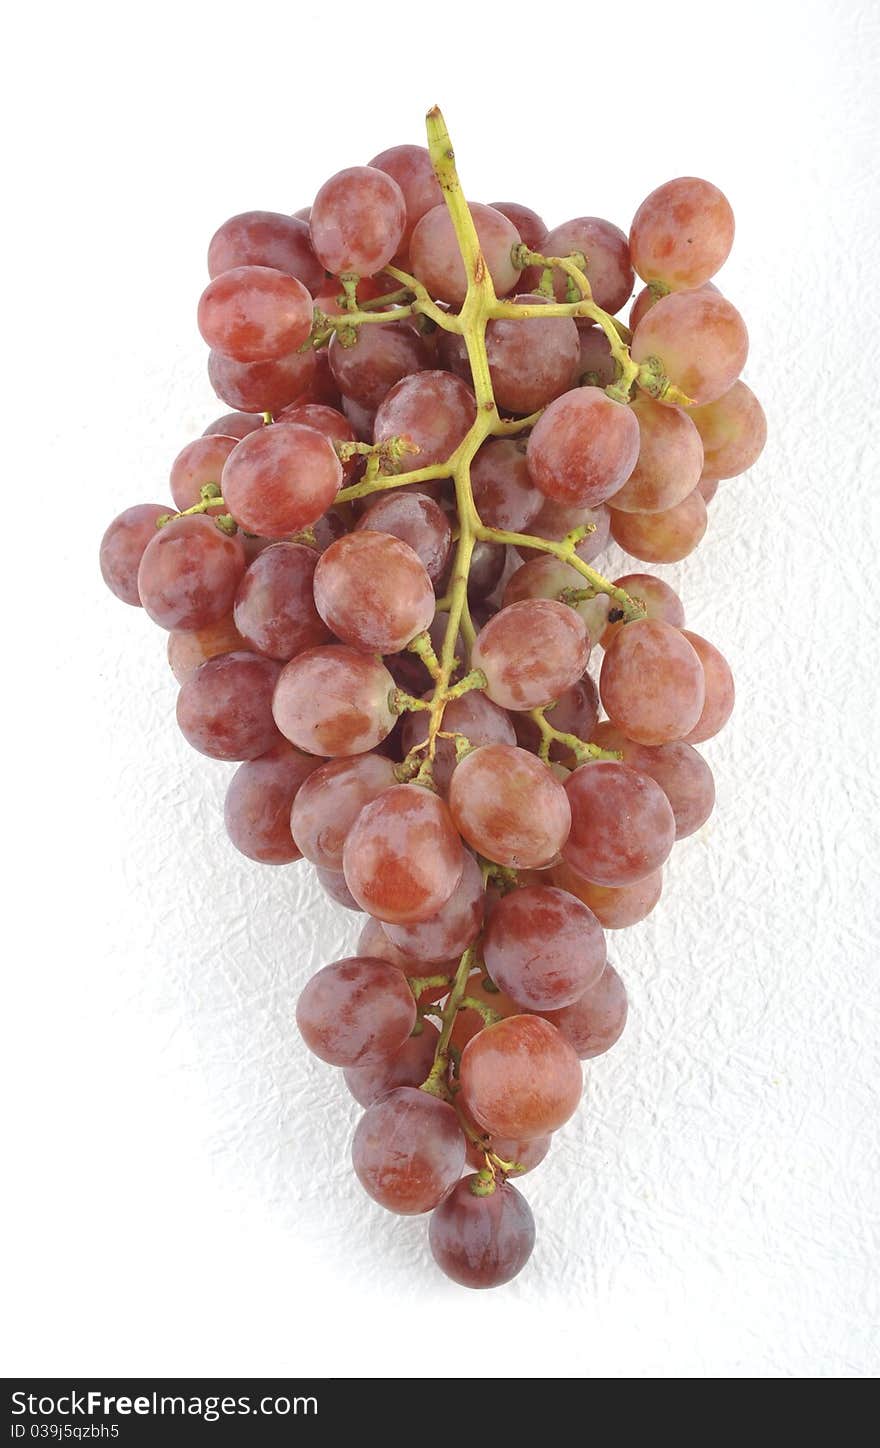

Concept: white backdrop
[[3, 0, 878, 1380]]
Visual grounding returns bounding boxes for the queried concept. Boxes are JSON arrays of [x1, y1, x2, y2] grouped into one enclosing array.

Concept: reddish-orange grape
[[197, 265, 313, 363], [342, 784, 464, 923], [503, 556, 611, 647], [169, 435, 239, 513], [600, 618, 705, 744], [221, 424, 342, 538], [310, 166, 406, 276], [373, 370, 476, 465], [351, 1087, 465, 1213], [563, 760, 675, 885], [484, 885, 606, 1010], [356, 492, 453, 586], [609, 488, 708, 563], [328, 322, 430, 410], [600, 573, 685, 650], [207, 211, 324, 293], [484, 297, 580, 413], [273, 403, 360, 480], [630, 280, 720, 334], [410, 202, 522, 304], [631, 290, 748, 406], [176, 650, 280, 760], [550, 859, 663, 929], [688, 380, 767, 480], [224, 741, 320, 863], [460, 1014, 582, 1139], [313, 531, 435, 654], [699, 477, 719, 504], [167, 614, 248, 684], [429, 1176, 536, 1289], [450, 973, 520, 1051], [296, 957, 417, 1067], [489, 201, 549, 252], [100, 504, 169, 607], [472, 600, 590, 711], [233, 542, 331, 661], [383, 849, 485, 964], [607, 396, 704, 514], [681, 630, 735, 743], [542, 217, 634, 313], [272, 645, 396, 756], [203, 411, 263, 439], [527, 387, 640, 507], [589, 722, 715, 839], [400, 691, 516, 795], [344, 1019, 440, 1107], [449, 744, 571, 869], [369, 144, 443, 258], [137, 514, 246, 631], [356, 917, 452, 1005], [470, 438, 542, 533], [630, 178, 734, 290], [208, 347, 316, 414], [541, 963, 628, 1059], [290, 753, 398, 870]]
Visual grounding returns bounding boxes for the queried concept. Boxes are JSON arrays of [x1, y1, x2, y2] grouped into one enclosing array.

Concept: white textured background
[[3, 0, 878, 1380]]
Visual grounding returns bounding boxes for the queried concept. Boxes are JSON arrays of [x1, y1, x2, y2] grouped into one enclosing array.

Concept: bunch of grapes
[[100, 107, 764, 1290]]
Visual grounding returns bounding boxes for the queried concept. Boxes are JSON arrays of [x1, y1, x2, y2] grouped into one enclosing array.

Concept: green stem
[[528, 706, 622, 766], [421, 943, 478, 1098], [476, 522, 643, 620]]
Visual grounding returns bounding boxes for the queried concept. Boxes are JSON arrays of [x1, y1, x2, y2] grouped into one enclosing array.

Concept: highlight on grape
[[100, 106, 763, 1290]]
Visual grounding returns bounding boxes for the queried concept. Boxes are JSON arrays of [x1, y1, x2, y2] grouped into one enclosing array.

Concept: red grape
[[472, 599, 590, 710], [630, 178, 734, 289], [489, 201, 549, 252], [551, 859, 663, 928], [600, 572, 685, 650], [356, 918, 452, 1005], [344, 1019, 440, 1107], [464, 1131, 550, 1175], [699, 477, 719, 504], [504, 556, 611, 647], [429, 1176, 535, 1288], [607, 396, 704, 514], [609, 488, 708, 563], [203, 411, 263, 440], [351, 1087, 465, 1213], [470, 438, 542, 532], [296, 957, 417, 1067], [451, 973, 520, 1051], [590, 721, 715, 838], [273, 403, 360, 480], [541, 216, 634, 314], [100, 504, 169, 607], [485, 296, 580, 412], [410, 202, 522, 305], [169, 435, 239, 513], [137, 514, 246, 631], [328, 321, 430, 410], [448, 744, 571, 869], [373, 370, 476, 465], [356, 492, 452, 585], [527, 387, 640, 507], [687, 380, 767, 480], [369, 144, 444, 258], [631, 289, 748, 406], [460, 1014, 582, 1139], [208, 347, 316, 414], [207, 210, 323, 293], [272, 645, 396, 756], [600, 618, 705, 743], [197, 265, 313, 363], [518, 495, 612, 565], [342, 784, 464, 924], [562, 760, 675, 885], [575, 326, 617, 387], [383, 848, 485, 963], [484, 885, 606, 1010], [400, 691, 516, 795], [167, 614, 248, 684], [512, 675, 599, 762], [233, 542, 331, 661], [310, 166, 406, 276], [224, 740, 320, 863], [221, 424, 342, 538], [316, 867, 363, 911], [680, 630, 735, 743], [313, 531, 435, 654], [176, 650, 280, 761], [541, 963, 628, 1059], [290, 752, 398, 870]]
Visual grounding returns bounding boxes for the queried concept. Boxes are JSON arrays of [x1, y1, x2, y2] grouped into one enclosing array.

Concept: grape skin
[[342, 784, 464, 924], [449, 744, 571, 870], [137, 514, 246, 632], [489, 201, 549, 252], [233, 542, 331, 661], [590, 721, 715, 839], [609, 488, 708, 564], [681, 630, 735, 743], [383, 848, 485, 964], [316, 867, 363, 912], [373, 370, 476, 466], [224, 741, 320, 864], [527, 387, 640, 507], [221, 424, 343, 539], [273, 403, 360, 480], [470, 438, 543, 533], [356, 492, 453, 586], [541, 216, 634, 314], [484, 296, 580, 413], [503, 556, 611, 648], [203, 411, 263, 440], [344, 1020, 440, 1108], [631, 289, 748, 406], [517, 495, 612, 565], [351, 1087, 466, 1214], [167, 615, 248, 684], [600, 572, 685, 651], [563, 760, 675, 886], [313, 531, 435, 654], [369, 144, 444, 258], [296, 957, 417, 1067], [410, 202, 522, 305], [429, 1176, 536, 1289], [208, 347, 316, 414], [328, 322, 430, 410], [471, 599, 591, 711], [176, 650, 281, 761], [687, 380, 767, 481], [484, 884, 606, 1010], [607, 396, 704, 515], [197, 265, 313, 363], [310, 166, 406, 277], [207, 210, 324, 294], [464, 1131, 551, 1176], [100, 504, 169, 607], [540, 963, 628, 1060], [170, 435, 239, 513], [459, 1014, 583, 1140], [600, 618, 705, 745], [356, 917, 453, 1005], [550, 860, 663, 929], [290, 753, 399, 871], [272, 645, 396, 757], [630, 177, 734, 290], [513, 675, 599, 764], [399, 691, 516, 796]]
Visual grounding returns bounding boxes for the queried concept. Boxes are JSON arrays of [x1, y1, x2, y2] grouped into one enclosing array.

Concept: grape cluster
[[100, 107, 763, 1290]]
